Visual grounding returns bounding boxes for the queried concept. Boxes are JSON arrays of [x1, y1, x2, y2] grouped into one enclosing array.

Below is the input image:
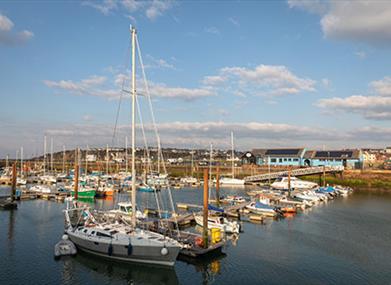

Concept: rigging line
[[136, 35, 179, 235], [111, 37, 132, 148], [135, 91, 162, 219]]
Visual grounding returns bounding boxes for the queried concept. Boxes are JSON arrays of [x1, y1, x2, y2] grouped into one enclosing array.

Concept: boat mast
[[125, 136, 128, 173], [50, 137, 53, 173], [131, 26, 137, 228], [106, 144, 109, 174], [20, 146, 23, 177], [43, 135, 46, 176], [85, 145, 88, 175], [62, 145, 65, 173], [231, 131, 234, 179]]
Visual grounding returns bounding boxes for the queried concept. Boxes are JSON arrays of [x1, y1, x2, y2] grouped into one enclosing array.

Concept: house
[[242, 148, 363, 169], [241, 148, 306, 166], [302, 150, 362, 169]]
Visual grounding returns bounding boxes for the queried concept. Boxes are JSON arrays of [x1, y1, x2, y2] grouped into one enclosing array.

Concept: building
[[242, 148, 306, 166], [303, 150, 362, 169], [242, 148, 363, 169]]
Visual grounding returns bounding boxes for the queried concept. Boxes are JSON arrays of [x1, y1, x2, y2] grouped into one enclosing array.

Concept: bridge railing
[[244, 166, 344, 182]]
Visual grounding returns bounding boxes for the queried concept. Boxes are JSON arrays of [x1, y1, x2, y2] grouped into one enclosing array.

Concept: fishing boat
[[63, 26, 181, 267], [271, 176, 318, 190], [194, 214, 240, 234]]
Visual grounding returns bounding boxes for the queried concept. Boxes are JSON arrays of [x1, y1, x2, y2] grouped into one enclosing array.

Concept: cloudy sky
[[1, 0, 391, 158]]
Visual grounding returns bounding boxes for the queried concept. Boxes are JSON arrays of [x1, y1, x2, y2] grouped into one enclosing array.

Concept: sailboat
[[63, 26, 181, 266], [219, 132, 245, 185]]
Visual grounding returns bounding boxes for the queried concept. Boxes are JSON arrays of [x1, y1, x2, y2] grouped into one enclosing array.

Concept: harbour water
[[1, 186, 391, 284]]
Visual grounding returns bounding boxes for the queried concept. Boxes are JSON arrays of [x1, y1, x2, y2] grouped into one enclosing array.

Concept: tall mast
[[209, 143, 212, 200], [20, 146, 23, 177], [131, 26, 137, 227], [106, 144, 109, 174], [62, 145, 65, 173], [85, 145, 89, 175], [50, 137, 53, 173], [191, 149, 194, 177], [125, 136, 128, 173], [231, 131, 234, 179], [43, 135, 47, 176]]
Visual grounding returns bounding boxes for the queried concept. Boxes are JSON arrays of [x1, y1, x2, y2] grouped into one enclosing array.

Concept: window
[[293, 158, 298, 161], [271, 158, 276, 163], [279, 158, 283, 162], [288, 158, 292, 161], [96, 232, 112, 238]]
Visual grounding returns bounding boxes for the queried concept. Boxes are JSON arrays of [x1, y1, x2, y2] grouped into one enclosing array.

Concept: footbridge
[[244, 166, 344, 183]]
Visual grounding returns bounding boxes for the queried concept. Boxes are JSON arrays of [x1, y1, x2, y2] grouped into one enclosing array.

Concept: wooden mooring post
[[203, 169, 209, 249]]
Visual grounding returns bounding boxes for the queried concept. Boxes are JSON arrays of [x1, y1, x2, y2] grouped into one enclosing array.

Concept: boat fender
[[108, 243, 113, 256], [62, 234, 69, 241], [127, 242, 133, 255], [161, 246, 168, 256]]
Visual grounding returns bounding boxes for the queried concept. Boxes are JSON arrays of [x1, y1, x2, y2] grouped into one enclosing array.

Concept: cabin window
[[110, 230, 118, 235], [96, 232, 111, 238], [91, 231, 96, 235], [83, 229, 88, 233]]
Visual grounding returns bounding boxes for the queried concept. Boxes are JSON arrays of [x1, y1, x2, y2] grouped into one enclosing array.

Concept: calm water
[[1, 186, 391, 284]]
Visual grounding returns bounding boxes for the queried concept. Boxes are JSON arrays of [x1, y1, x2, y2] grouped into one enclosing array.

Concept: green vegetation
[[302, 174, 391, 189]]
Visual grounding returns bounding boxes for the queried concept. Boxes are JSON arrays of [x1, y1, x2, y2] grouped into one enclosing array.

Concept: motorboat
[[108, 202, 146, 219], [194, 214, 240, 234], [271, 176, 318, 190], [246, 201, 278, 217], [29, 185, 51, 193], [221, 195, 246, 204], [219, 177, 245, 186], [180, 177, 198, 184]]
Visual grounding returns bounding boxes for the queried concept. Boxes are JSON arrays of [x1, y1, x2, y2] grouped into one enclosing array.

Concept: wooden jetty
[[244, 166, 343, 183]]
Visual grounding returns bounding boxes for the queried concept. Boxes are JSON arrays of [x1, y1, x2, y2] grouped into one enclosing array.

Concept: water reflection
[[179, 252, 226, 285], [69, 251, 179, 285]]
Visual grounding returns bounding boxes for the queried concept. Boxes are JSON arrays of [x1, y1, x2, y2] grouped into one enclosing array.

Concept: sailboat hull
[[67, 231, 180, 267]]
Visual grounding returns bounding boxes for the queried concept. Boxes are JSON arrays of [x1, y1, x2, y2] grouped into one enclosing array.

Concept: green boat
[[71, 188, 96, 198]]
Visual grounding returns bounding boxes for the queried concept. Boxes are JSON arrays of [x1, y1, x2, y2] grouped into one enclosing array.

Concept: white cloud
[[205, 26, 220, 35], [370, 76, 391, 96], [228, 17, 240, 27], [145, 55, 175, 69], [202, 75, 227, 86], [316, 76, 391, 120], [205, 64, 316, 96], [146, 0, 173, 20], [147, 82, 215, 100], [355, 51, 367, 59], [83, 0, 173, 20], [289, 1, 391, 45], [0, 13, 33, 45], [0, 13, 14, 31], [82, 0, 118, 15]]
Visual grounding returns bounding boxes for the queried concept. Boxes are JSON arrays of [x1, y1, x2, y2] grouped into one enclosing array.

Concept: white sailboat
[[64, 26, 181, 266], [219, 132, 245, 185]]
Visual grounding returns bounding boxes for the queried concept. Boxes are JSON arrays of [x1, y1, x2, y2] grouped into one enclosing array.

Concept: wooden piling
[[203, 168, 209, 249]]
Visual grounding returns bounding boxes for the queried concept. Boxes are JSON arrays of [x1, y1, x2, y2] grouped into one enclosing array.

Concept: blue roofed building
[[242, 148, 306, 166]]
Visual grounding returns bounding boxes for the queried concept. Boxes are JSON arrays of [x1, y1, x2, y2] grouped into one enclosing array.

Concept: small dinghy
[[54, 234, 77, 258]]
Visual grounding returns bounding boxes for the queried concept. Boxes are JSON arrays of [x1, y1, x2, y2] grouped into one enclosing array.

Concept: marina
[[2, 1, 391, 284], [1, 184, 391, 284]]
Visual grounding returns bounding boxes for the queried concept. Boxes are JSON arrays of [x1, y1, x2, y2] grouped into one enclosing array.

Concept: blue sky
[[1, 0, 391, 158]]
